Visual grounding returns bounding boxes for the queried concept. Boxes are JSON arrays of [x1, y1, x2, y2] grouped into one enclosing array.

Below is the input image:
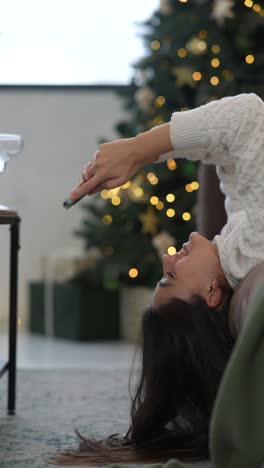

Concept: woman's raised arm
[[66, 93, 261, 204]]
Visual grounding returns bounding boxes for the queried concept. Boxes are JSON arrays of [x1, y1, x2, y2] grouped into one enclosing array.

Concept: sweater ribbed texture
[[154, 93, 264, 290]]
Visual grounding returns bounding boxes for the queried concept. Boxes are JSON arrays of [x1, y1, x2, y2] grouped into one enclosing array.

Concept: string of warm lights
[[176, 0, 264, 16], [150, 1, 262, 91], [244, 0, 264, 14]]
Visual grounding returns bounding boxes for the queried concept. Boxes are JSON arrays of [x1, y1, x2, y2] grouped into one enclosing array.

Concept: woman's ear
[[206, 281, 223, 309]]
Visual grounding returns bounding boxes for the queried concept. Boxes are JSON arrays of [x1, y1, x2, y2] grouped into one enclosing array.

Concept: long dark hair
[[49, 285, 235, 465]]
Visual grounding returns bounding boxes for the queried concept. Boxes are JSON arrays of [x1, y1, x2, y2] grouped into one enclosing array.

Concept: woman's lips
[[175, 242, 189, 257], [176, 248, 186, 256]]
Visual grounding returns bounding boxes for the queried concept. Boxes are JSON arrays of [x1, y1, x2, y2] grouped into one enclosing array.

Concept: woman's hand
[[68, 123, 173, 201], [68, 137, 150, 201]]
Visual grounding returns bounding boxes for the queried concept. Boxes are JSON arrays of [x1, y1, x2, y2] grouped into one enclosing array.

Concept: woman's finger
[[82, 162, 96, 181], [81, 172, 87, 182], [70, 178, 85, 192], [87, 184, 105, 195], [87, 177, 125, 195], [69, 172, 103, 200]]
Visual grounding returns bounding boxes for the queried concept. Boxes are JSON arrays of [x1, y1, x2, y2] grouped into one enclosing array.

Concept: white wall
[[0, 86, 129, 330]]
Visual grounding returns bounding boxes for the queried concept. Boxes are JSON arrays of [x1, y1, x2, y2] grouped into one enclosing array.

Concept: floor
[[0, 330, 139, 370]]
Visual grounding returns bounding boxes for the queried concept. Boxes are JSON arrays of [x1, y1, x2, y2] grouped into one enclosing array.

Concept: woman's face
[[152, 232, 224, 307]]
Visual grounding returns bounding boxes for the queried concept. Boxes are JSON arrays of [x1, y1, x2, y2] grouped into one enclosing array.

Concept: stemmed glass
[[0, 134, 23, 173], [0, 134, 24, 210]]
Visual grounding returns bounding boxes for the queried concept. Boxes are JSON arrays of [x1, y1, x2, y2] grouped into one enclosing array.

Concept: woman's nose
[[190, 231, 200, 242], [162, 253, 176, 272]]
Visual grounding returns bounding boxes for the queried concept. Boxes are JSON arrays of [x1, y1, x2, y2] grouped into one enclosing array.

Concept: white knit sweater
[[154, 93, 264, 290]]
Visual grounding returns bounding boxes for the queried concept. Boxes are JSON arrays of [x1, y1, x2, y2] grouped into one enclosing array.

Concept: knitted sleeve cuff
[[153, 106, 207, 164]]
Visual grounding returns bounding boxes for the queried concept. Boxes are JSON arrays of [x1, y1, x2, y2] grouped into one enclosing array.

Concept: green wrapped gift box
[[28, 281, 120, 341]]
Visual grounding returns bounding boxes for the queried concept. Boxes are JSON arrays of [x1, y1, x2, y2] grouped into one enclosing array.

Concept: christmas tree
[[73, 0, 264, 290]]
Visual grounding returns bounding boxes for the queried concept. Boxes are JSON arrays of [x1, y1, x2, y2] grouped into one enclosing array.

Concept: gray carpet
[[0, 369, 213, 468]]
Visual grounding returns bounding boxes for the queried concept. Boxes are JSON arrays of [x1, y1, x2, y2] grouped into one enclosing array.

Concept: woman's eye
[[167, 272, 174, 278]]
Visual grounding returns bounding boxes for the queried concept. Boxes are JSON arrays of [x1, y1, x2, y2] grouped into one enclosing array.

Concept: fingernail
[[63, 198, 75, 209]]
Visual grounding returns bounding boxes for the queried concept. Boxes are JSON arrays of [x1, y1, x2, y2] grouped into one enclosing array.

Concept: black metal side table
[[0, 207, 20, 415]]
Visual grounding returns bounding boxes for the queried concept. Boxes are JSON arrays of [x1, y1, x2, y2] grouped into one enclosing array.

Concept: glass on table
[[0, 134, 24, 173]]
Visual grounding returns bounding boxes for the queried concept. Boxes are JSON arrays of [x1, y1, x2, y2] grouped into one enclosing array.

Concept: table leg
[[8, 219, 20, 415]]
